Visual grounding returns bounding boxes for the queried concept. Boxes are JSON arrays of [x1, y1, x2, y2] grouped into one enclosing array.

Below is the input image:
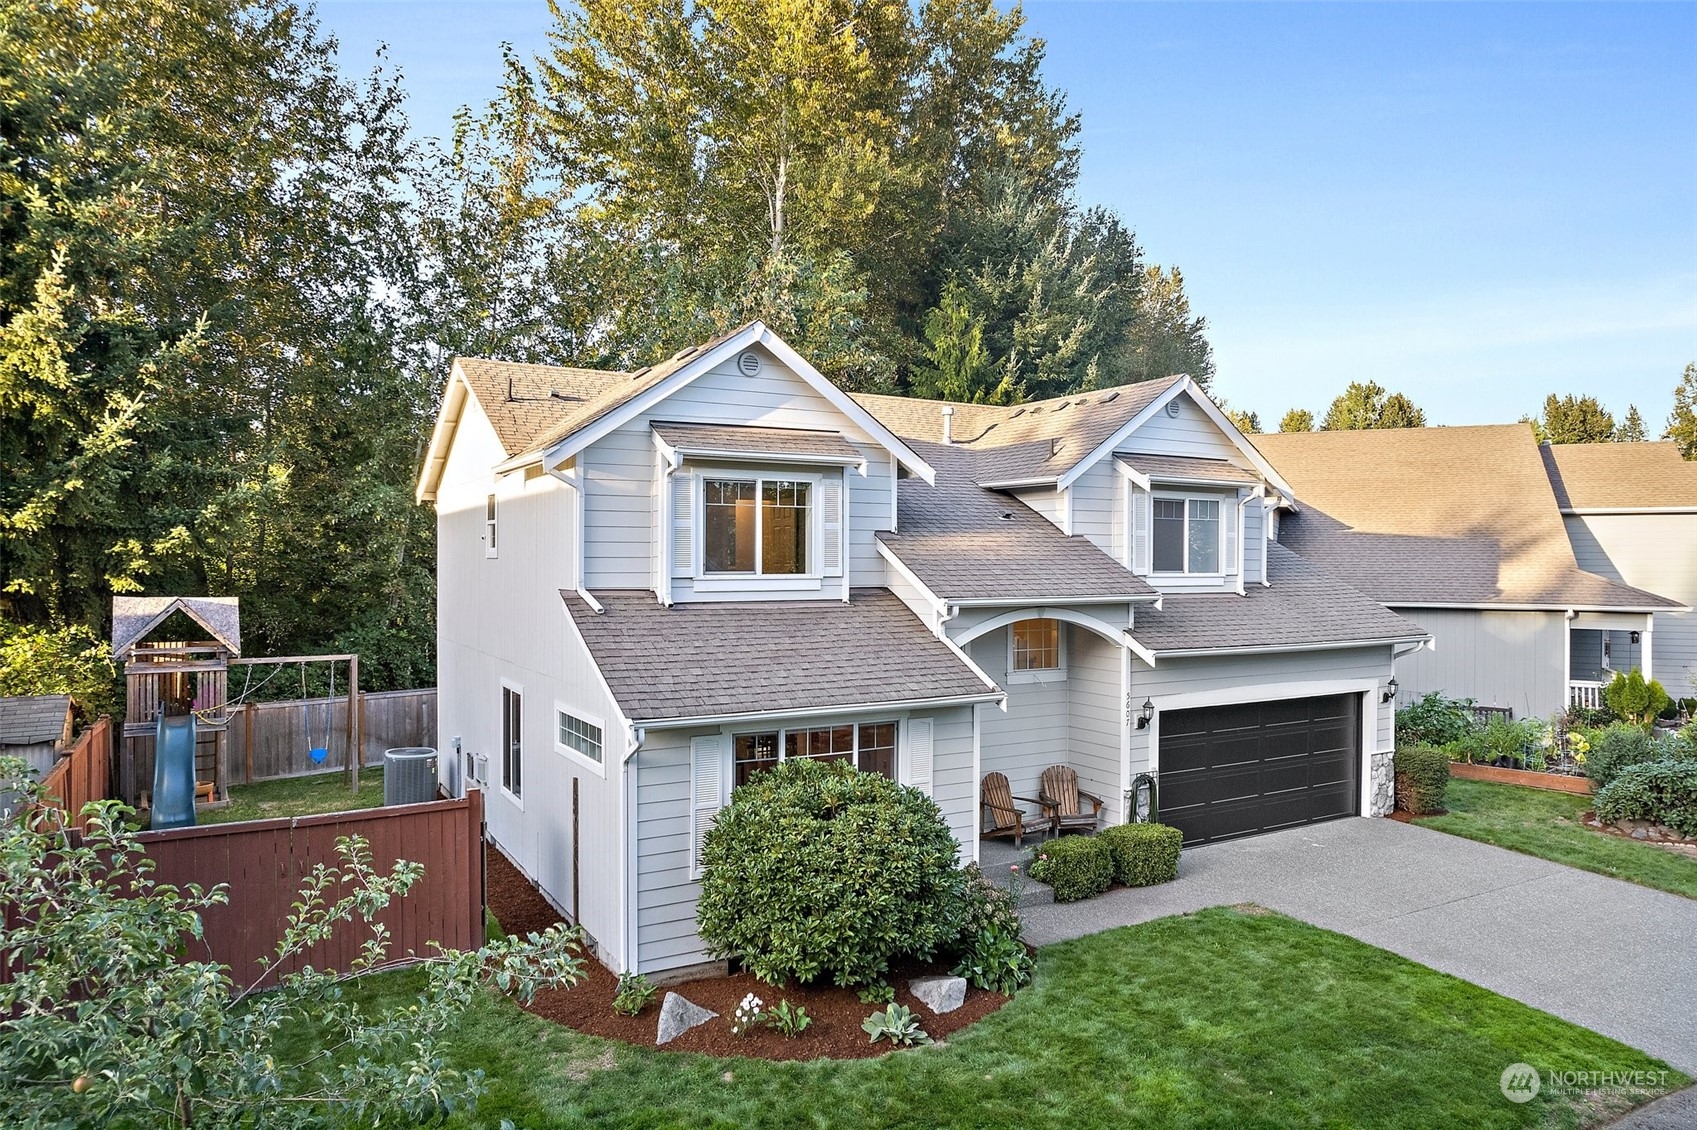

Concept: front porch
[[1568, 613, 1653, 710]]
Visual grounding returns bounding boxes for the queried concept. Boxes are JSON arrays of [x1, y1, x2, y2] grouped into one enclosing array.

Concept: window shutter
[[821, 475, 844, 577], [1224, 499, 1240, 577], [904, 719, 933, 795], [670, 475, 693, 578], [689, 735, 724, 879], [1130, 487, 1151, 575]]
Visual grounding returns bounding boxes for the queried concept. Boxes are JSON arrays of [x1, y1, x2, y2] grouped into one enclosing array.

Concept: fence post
[[346, 655, 360, 792], [469, 787, 486, 950]]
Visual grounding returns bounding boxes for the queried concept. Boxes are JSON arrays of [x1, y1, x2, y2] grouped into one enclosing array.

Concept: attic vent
[[1102, 391, 1120, 403], [1050, 437, 1062, 457], [998, 511, 1015, 522], [548, 389, 580, 402], [1055, 399, 1071, 411], [736, 350, 762, 376], [1165, 399, 1182, 419], [631, 365, 653, 379]]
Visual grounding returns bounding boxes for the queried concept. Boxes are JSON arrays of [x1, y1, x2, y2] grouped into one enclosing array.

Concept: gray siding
[[1390, 608, 1568, 719], [1119, 396, 1241, 460], [1067, 628, 1126, 824], [1068, 462, 1116, 548], [1566, 513, 1697, 695]]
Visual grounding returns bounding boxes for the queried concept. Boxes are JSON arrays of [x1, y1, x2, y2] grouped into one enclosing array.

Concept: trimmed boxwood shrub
[[1594, 760, 1697, 838], [1393, 745, 1449, 815], [1028, 835, 1113, 902], [696, 757, 965, 987], [1099, 823, 1182, 887], [1585, 725, 1664, 790]]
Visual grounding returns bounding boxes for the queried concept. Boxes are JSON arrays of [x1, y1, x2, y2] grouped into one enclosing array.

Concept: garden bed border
[[1448, 761, 1592, 795]]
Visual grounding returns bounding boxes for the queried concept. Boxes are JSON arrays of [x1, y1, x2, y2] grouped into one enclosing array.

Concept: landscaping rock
[[1631, 828, 1651, 840], [909, 975, 967, 1015], [656, 992, 717, 1045]]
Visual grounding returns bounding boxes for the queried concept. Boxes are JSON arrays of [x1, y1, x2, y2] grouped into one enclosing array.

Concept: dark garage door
[[1159, 694, 1360, 846]]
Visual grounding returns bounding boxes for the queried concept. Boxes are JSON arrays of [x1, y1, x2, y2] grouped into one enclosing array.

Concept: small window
[[485, 494, 498, 558], [1152, 494, 1222, 574], [733, 730, 780, 788], [557, 711, 603, 765], [1012, 618, 1062, 672], [701, 475, 812, 576], [732, 720, 898, 788], [501, 685, 522, 798]]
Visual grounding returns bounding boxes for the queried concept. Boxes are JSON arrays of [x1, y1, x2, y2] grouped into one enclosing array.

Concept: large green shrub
[[1028, 835, 1114, 902], [695, 758, 965, 987], [1594, 761, 1697, 838], [1099, 823, 1182, 887], [1393, 746, 1449, 815], [1395, 692, 1478, 747], [1584, 725, 1665, 790], [1603, 668, 1672, 726], [0, 622, 119, 720]]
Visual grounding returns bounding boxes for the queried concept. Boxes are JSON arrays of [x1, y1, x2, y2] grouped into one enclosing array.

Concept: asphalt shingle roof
[[1129, 544, 1428, 653], [0, 695, 73, 747], [1253, 426, 1681, 610], [1541, 442, 1697, 511], [651, 422, 864, 463], [1116, 453, 1261, 485], [111, 596, 242, 659], [561, 589, 1000, 723]]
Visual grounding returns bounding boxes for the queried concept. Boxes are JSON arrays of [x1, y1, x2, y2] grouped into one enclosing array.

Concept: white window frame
[[1151, 491, 1225, 577], [554, 703, 607, 777], [484, 493, 499, 559], [693, 468, 824, 588], [499, 678, 523, 808], [1007, 618, 1067, 684], [723, 717, 901, 789]]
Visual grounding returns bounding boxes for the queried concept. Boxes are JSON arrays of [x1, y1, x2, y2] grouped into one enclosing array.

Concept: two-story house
[[417, 322, 1429, 978]]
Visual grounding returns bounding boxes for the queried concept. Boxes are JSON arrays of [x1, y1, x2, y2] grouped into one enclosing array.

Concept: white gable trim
[[540, 323, 936, 486], [1055, 377, 1297, 499], [416, 365, 472, 503]]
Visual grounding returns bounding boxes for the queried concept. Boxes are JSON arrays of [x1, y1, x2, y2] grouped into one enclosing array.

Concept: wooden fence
[[37, 717, 113, 831], [136, 789, 485, 990], [232, 688, 437, 783]]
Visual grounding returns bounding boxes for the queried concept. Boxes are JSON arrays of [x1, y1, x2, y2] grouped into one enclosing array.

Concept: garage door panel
[[1159, 694, 1361, 846]]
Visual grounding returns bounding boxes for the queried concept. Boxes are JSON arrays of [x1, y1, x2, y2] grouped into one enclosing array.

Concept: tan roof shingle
[[1541, 442, 1697, 511]]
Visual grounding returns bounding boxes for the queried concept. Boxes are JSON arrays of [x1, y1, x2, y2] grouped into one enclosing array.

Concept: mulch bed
[[484, 846, 1012, 1061]]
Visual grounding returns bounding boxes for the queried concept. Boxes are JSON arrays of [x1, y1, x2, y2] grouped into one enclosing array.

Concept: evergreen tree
[[1540, 393, 1615, 444], [1667, 363, 1697, 459], [1614, 405, 1647, 443], [1321, 382, 1427, 430], [1279, 408, 1316, 433]]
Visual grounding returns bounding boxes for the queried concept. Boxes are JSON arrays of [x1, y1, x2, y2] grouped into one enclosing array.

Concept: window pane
[[858, 722, 897, 780], [787, 725, 851, 765], [1188, 498, 1220, 573], [1152, 497, 1185, 572], [1012, 618, 1061, 671], [734, 731, 780, 788], [503, 687, 522, 797], [558, 712, 603, 763], [704, 480, 756, 572], [761, 480, 810, 575]]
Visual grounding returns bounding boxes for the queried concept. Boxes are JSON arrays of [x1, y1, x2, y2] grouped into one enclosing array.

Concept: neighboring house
[[1254, 425, 1685, 719], [0, 694, 75, 779], [418, 321, 1428, 977], [1541, 441, 1697, 701]]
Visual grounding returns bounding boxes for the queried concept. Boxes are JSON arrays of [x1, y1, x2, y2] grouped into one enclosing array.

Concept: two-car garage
[[1156, 694, 1362, 846]]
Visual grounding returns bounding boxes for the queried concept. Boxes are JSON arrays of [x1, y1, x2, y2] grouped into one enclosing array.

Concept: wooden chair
[[981, 772, 1044, 847], [1039, 765, 1103, 836]]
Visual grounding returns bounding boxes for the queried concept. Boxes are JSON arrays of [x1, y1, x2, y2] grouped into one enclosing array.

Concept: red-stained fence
[[37, 717, 113, 831], [135, 790, 486, 990]]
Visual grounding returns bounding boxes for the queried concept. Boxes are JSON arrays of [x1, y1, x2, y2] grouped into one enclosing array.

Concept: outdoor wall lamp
[[1381, 677, 1399, 704], [1136, 699, 1154, 729]]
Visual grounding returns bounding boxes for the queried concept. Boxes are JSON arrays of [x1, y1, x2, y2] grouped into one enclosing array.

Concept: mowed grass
[[196, 766, 385, 825], [281, 907, 1684, 1129], [1417, 778, 1697, 901]]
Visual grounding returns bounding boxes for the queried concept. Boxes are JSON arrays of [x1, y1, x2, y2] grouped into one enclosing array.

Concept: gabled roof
[[650, 422, 865, 466], [1116, 453, 1262, 487], [874, 439, 1158, 605], [455, 358, 635, 457], [1253, 426, 1682, 612], [111, 596, 242, 659], [561, 589, 1001, 725], [1541, 442, 1697, 512], [0, 695, 74, 747], [1129, 544, 1430, 658]]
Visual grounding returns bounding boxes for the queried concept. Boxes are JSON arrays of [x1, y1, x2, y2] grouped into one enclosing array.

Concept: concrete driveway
[[1019, 817, 1697, 1074]]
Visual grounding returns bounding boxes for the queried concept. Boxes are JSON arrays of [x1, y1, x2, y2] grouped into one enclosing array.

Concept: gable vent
[[1165, 399, 1182, 419], [737, 350, 762, 376]]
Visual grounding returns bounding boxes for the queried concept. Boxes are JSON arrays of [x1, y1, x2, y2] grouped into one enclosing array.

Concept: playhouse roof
[[111, 596, 242, 660]]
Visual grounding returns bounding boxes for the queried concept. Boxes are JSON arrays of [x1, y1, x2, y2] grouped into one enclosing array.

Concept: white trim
[[948, 594, 1159, 608], [498, 677, 525, 810], [484, 492, 499, 559], [693, 468, 824, 581], [1006, 617, 1067, 684], [1149, 490, 1227, 577], [657, 442, 867, 474], [691, 576, 824, 593], [1560, 506, 1697, 515], [952, 606, 1132, 648], [1133, 634, 1431, 661], [553, 702, 608, 778], [632, 692, 1002, 731], [416, 366, 470, 503], [969, 702, 983, 861], [559, 599, 634, 737], [874, 541, 949, 629], [1124, 632, 1158, 667], [1383, 600, 1684, 614]]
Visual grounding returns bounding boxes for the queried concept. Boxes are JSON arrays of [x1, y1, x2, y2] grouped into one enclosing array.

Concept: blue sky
[[319, 1, 1697, 428]]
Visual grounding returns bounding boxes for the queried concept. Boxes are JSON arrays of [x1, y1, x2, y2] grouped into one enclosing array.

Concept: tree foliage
[[1668, 363, 1697, 459], [0, 759, 584, 1129], [0, 622, 118, 719], [1320, 382, 1427, 430], [1540, 394, 1615, 445], [1278, 408, 1315, 433], [1614, 405, 1647, 443]]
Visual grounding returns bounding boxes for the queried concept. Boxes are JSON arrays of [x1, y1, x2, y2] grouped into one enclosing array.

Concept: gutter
[[1383, 601, 1687, 614], [1131, 633, 1434, 664], [631, 691, 1007, 730]]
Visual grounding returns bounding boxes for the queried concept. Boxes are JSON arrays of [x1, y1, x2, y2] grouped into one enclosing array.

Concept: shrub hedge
[[695, 758, 965, 987], [1585, 725, 1666, 790], [1395, 692, 1478, 748], [1099, 823, 1182, 887], [1594, 761, 1697, 838], [1393, 745, 1449, 815], [1028, 835, 1113, 902]]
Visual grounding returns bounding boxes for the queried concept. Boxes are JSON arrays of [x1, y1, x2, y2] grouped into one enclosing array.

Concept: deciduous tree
[[1540, 394, 1615, 444], [1320, 382, 1427, 430], [1278, 408, 1316, 433]]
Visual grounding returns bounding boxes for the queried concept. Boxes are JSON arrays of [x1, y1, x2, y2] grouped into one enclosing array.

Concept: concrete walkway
[[1018, 817, 1697, 1074]]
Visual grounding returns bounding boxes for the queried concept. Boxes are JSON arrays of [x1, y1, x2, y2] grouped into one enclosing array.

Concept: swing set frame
[[229, 653, 363, 791]]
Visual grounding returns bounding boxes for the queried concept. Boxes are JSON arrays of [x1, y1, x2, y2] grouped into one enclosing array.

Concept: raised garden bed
[[1448, 760, 1592, 794], [485, 845, 1010, 1061]]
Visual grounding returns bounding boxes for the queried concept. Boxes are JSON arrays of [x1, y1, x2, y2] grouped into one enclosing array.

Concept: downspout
[[1235, 488, 1255, 596], [548, 458, 602, 612], [621, 720, 643, 975]]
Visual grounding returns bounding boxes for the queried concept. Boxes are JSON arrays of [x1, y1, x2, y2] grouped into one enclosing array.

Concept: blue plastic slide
[[151, 714, 198, 830]]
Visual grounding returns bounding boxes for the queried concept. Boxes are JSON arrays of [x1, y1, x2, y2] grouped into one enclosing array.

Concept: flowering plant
[[730, 992, 764, 1036]]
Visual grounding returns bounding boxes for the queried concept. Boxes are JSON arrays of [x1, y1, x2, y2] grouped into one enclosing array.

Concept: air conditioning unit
[[383, 747, 438, 806]]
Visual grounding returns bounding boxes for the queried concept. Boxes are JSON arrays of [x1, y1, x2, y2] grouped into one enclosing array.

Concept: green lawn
[[1416, 778, 1697, 901], [197, 766, 386, 825], [283, 907, 1683, 1129]]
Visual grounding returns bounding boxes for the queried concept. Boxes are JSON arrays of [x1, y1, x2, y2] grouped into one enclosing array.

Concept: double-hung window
[[702, 476, 812, 575], [1152, 496, 1221, 574], [501, 685, 522, 799], [732, 721, 898, 788]]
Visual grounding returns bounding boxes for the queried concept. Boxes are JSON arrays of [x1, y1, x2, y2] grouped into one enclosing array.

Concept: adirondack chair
[[980, 772, 1045, 847], [1039, 764, 1104, 836]]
